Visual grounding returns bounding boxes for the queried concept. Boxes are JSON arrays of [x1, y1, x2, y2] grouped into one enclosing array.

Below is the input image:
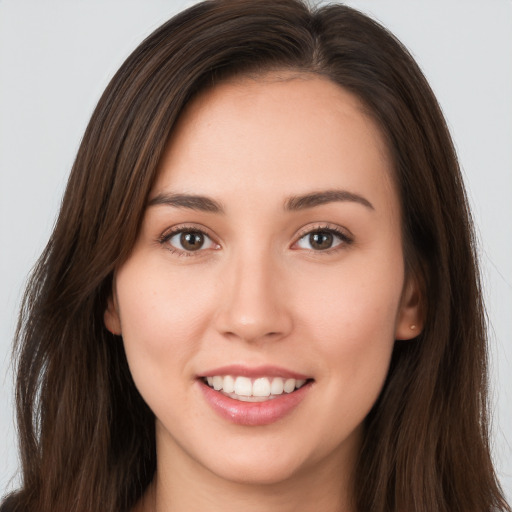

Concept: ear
[[395, 274, 424, 340], [104, 292, 122, 336]]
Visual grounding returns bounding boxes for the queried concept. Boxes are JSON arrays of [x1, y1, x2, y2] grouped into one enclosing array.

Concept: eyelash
[[293, 224, 353, 254], [158, 224, 218, 257], [158, 224, 353, 257]]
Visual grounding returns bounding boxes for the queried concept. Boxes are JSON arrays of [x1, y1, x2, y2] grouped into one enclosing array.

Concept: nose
[[214, 249, 293, 344]]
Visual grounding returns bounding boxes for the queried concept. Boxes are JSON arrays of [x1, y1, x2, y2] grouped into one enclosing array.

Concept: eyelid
[[157, 222, 353, 256], [158, 224, 221, 256], [291, 223, 354, 252]]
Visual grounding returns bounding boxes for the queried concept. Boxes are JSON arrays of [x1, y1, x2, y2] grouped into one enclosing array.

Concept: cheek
[[114, 259, 218, 391], [303, 281, 398, 378], [297, 249, 403, 339], [294, 250, 403, 399], [294, 278, 400, 453]]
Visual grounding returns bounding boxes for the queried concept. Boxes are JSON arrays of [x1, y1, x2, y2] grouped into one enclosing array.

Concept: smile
[[198, 366, 313, 426], [203, 375, 308, 402]]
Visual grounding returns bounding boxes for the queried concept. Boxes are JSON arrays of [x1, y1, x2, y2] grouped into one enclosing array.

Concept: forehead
[[153, 72, 397, 215]]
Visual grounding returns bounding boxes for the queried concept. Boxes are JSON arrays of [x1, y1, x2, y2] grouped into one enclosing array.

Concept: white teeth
[[212, 375, 223, 391], [284, 378, 296, 393], [253, 377, 271, 397], [234, 376, 252, 396], [204, 375, 308, 398], [270, 377, 284, 395], [223, 375, 235, 393]]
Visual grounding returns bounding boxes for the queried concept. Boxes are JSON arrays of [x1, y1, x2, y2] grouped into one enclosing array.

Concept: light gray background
[[1, 0, 511, 501]]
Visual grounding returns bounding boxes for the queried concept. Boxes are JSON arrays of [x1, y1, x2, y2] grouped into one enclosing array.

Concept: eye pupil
[[180, 231, 204, 251], [310, 231, 333, 250]]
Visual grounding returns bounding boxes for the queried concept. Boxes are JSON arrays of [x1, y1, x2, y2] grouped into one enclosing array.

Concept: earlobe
[[395, 275, 424, 340], [104, 294, 122, 336]]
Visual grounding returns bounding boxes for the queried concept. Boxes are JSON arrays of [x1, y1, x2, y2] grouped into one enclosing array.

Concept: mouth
[[201, 375, 310, 402], [197, 366, 314, 426]]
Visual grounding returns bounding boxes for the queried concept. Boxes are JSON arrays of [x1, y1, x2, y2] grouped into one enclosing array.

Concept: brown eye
[[309, 231, 334, 250], [180, 231, 204, 251], [295, 228, 348, 251], [165, 229, 217, 254]]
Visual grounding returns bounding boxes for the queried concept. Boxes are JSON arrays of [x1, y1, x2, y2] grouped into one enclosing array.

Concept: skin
[[105, 73, 422, 512]]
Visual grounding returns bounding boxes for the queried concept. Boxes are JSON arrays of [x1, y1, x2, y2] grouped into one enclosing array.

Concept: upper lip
[[199, 364, 311, 380]]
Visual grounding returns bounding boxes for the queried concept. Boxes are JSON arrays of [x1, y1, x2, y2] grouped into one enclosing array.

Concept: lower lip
[[198, 380, 312, 426]]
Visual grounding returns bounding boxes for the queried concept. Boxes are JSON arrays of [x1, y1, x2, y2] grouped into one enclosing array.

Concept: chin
[[206, 456, 305, 486], [195, 430, 340, 487]]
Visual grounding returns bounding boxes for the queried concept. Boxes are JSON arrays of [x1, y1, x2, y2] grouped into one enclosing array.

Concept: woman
[[2, 1, 510, 511]]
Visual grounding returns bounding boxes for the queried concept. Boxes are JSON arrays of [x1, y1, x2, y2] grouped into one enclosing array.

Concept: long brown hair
[[3, 1, 510, 511]]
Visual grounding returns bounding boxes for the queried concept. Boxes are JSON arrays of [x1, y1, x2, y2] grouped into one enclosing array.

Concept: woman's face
[[105, 74, 421, 486]]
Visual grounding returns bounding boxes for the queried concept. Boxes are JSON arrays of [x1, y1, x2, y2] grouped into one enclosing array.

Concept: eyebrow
[[148, 193, 224, 213], [147, 188, 374, 213], [285, 189, 374, 211]]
